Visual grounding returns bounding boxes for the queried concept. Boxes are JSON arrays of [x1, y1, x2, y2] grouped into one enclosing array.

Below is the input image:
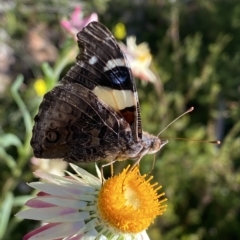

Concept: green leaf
[[0, 133, 22, 148], [10, 75, 32, 137], [0, 193, 14, 239], [41, 62, 55, 89], [0, 146, 17, 170]]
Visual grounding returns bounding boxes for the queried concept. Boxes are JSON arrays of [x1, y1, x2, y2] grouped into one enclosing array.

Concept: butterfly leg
[[144, 154, 157, 175], [110, 162, 114, 176], [149, 153, 156, 173], [100, 160, 116, 184], [129, 155, 144, 171], [129, 146, 150, 171]]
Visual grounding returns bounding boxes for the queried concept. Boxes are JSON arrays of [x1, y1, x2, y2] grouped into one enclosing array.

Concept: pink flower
[[60, 6, 98, 39]]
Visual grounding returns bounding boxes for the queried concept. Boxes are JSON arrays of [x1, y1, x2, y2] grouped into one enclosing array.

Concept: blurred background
[[0, 0, 239, 239]]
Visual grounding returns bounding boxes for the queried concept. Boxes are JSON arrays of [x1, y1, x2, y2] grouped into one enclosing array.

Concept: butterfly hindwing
[[31, 80, 139, 162]]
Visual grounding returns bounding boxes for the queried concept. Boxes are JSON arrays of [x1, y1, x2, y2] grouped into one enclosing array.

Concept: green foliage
[[0, 0, 239, 239]]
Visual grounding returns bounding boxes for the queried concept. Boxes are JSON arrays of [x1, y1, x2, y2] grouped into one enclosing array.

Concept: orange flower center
[[97, 166, 167, 234]]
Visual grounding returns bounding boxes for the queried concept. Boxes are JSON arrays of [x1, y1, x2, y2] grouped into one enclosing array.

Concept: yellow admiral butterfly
[[31, 22, 168, 164]]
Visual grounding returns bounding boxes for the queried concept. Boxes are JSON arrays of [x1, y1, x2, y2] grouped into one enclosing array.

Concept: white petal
[[16, 206, 90, 222], [63, 225, 100, 240], [98, 236, 108, 240], [73, 218, 99, 236], [124, 235, 132, 240], [70, 164, 101, 187], [28, 182, 95, 200], [16, 206, 70, 220], [28, 221, 84, 240], [84, 228, 99, 238], [34, 170, 96, 190], [48, 211, 90, 223], [136, 231, 150, 240], [34, 170, 73, 184], [36, 196, 87, 209], [95, 164, 103, 180]]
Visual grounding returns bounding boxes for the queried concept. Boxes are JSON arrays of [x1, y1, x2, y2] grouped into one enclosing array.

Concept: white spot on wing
[[93, 86, 135, 111], [104, 58, 126, 71], [113, 90, 135, 110], [89, 56, 98, 65], [93, 87, 118, 110]]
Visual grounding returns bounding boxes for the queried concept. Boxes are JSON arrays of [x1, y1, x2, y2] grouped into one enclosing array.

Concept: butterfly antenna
[[157, 107, 194, 137], [163, 137, 221, 145], [149, 153, 156, 174], [157, 106, 221, 145]]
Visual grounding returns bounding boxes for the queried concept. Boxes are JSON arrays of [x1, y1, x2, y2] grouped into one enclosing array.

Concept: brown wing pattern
[[63, 21, 142, 141], [31, 22, 144, 162], [31, 82, 134, 162]]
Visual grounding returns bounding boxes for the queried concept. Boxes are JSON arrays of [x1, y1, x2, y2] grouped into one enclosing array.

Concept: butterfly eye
[[46, 131, 58, 142]]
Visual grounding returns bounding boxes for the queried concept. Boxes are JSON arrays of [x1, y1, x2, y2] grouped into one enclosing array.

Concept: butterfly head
[[142, 131, 168, 155]]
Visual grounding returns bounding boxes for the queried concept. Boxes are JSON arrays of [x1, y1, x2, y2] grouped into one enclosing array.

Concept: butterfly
[[31, 21, 168, 165]]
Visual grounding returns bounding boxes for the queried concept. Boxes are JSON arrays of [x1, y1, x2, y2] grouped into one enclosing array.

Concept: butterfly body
[[31, 22, 167, 164]]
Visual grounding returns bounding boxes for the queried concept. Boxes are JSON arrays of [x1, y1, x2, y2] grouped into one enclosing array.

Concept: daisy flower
[[16, 164, 167, 240], [119, 36, 157, 83], [60, 6, 98, 40]]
